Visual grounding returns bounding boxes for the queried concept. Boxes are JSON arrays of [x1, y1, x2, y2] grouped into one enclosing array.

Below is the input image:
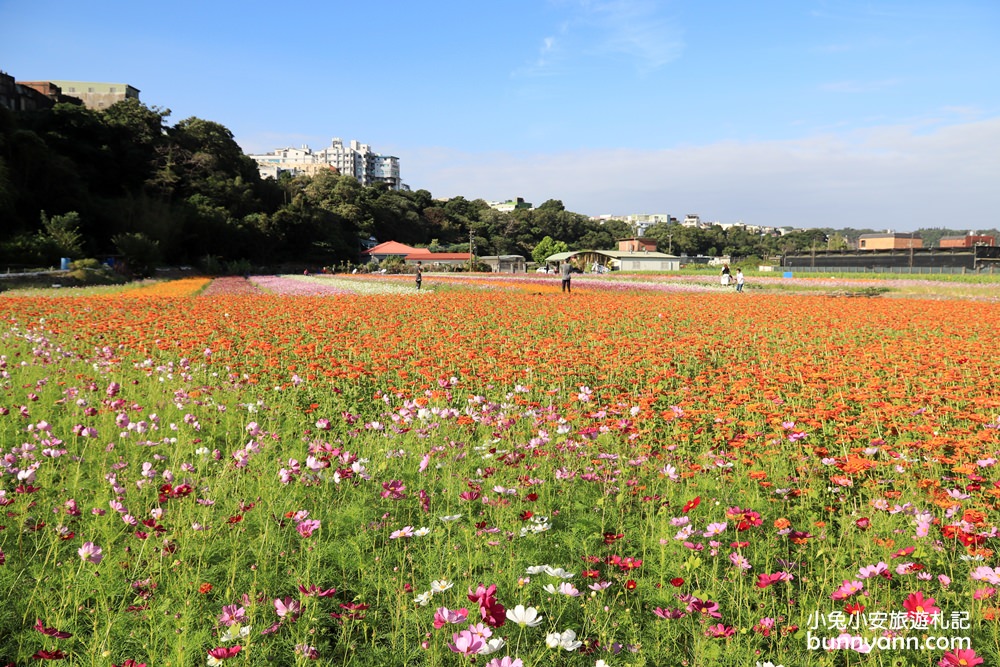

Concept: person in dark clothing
[[415, 261, 423, 290], [560, 259, 573, 293]]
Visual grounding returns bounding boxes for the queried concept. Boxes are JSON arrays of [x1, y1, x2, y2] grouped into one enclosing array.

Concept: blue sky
[[2, 0, 998, 230]]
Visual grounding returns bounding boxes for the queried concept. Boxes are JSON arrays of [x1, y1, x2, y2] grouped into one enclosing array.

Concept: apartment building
[[248, 139, 404, 190]]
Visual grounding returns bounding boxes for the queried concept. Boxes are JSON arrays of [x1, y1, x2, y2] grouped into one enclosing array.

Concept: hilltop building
[[248, 139, 405, 190], [487, 197, 532, 213], [2, 71, 132, 111], [43, 80, 139, 109]]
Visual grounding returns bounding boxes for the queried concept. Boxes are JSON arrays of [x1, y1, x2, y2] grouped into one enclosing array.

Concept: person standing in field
[[736, 268, 745, 293], [415, 261, 423, 290], [560, 258, 573, 293], [720, 263, 731, 287]]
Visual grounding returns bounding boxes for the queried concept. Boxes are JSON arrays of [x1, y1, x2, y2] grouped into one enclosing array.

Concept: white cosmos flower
[[542, 566, 574, 578], [413, 526, 430, 537], [477, 637, 506, 655], [546, 629, 583, 651], [218, 624, 251, 642], [439, 514, 462, 522], [506, 604, 544, 627], [525, 565, 549, 575], [413, 591, 433, 606], [430, 579, 453, 593]]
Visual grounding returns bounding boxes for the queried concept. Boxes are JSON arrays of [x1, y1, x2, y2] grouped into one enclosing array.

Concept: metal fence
[[780, 265, 988, 275]]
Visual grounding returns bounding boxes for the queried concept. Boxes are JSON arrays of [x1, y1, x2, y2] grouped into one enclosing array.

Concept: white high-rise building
[[248, 138, 404, 189]]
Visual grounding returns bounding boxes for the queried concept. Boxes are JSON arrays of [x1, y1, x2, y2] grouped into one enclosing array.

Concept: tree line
[[1, 100, 994, 275]]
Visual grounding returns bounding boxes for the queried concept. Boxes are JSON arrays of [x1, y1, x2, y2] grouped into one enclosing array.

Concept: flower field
[[1, 278, 999, 666]]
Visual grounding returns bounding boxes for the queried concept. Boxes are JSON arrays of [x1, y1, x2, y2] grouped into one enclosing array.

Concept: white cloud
[[405, 117, 1000, 230], [514, 0, 683, 78]]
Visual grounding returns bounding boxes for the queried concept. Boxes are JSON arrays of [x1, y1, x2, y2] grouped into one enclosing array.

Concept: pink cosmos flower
[[858, 562, 890, 579], [705, 623, 735, 638], [448, 629, 485, 655], [78, 541, 103, 564], [434, 607, 470, 629], [274, 597, 302, 620], [389, 526, 414, 539], [653, 607, 685, 619], [218, 605, 247, 627], [830, 580, 864, 600], [296, 519, 321, 538], [485, 658, 524, 667], [938, 648, 984, 666]]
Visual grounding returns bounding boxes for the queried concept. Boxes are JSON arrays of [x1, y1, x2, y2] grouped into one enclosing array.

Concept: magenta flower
[[298, 584, 337, 598], [77, 541, 103, 564], [207, 645, 242, 664], [468, 583, 506, 627], [34, 619, 72, 639], [705, 623, 736, 638], [218, 605, 247, 627], [381, 480, 407, 500], [296, 519, 321, 538], [686, 597, 722, 618]]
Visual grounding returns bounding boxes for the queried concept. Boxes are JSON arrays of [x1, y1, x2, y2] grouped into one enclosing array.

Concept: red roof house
[[363, 241, 419, 261]]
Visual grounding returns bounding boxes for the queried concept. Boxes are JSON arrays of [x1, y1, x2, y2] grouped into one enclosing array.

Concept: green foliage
[[112, 232, 161, 278], [531, 235, 569, 264], [40, 209, 84, 257]]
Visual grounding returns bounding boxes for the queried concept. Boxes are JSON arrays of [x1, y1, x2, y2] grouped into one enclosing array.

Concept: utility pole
[[469, 228, 475, 270]]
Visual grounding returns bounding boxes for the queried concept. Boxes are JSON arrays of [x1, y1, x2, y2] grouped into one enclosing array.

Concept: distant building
[[617, 237, 658, 253], [857, 233, 922, 250], [403, 251, 471, 267], [939, 234, 995, 248], [362, 241, 419, 262], [45, 80, 139, 110], [487, 197, 532, 213], [479, 255, 527, 273], [1, 71, 84, 111], [545, 249, 679, 272], [248, 139, 404, 189]]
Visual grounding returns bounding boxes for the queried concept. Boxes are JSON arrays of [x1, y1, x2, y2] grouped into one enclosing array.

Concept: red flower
[[903, 591, 940, 619], [32, 650, 67, 660], [34, 619, 72, 639], [681, 496, 701, 514], [670, 577, 685, 587], [854, 517, 870, 530], [519, 511, 533, 521], [624, 579, 637, 590]]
